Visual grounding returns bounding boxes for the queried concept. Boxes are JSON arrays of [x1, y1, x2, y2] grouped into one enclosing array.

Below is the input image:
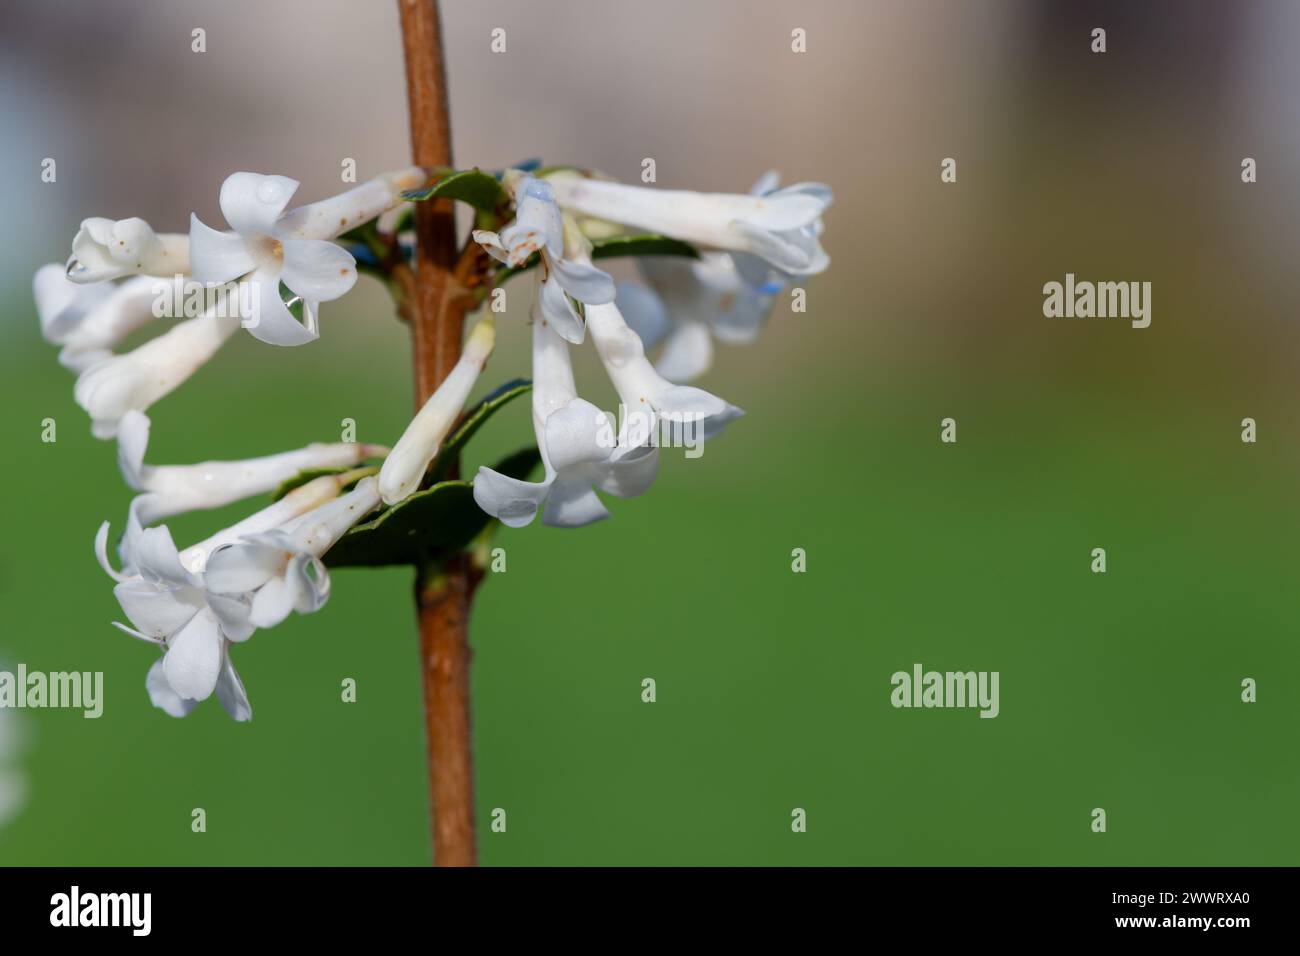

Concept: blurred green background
[[1, 0, 1298, 864]]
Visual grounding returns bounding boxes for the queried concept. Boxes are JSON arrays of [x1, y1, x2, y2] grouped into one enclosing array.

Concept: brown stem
[[398, 0, 477, 867]]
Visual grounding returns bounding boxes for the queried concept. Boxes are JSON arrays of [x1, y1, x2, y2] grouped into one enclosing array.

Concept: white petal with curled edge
[[215, 650, 252, 722], [538, 276, 586, 345], [94, 521, 131, 583], [246, 273, 318, 347], [550, 256, 615, 305], [544, 399, 614, 472], [542, 476, 611, 528], [653, 384, 729, 421], [188, 214, 256, 284], [113, 580, 200, 638], [749, 169, 782, 196], [146, 658, 198, 718], [289, 555, 331, 615], [654, 321, 714, 383], [614, 282, 671, 350], [206, 591, 256, 643], [280, 238, 357, 302], [219, 172, 299, 236], [728, 220, 815, 274], [115, 410, 151, 490], [111, 621, 164, 646], [597, 443, 659, 499], [204, 543, 283, 594], [472, 467, 551, 529], [133, 526, 198, 588], [162, 610, 223, 701], [249, 573, 297, 629]]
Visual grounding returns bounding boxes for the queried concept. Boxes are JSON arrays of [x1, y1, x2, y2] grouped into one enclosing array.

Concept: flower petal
[[146, 658, 198, 718], [538, 276, 586, 345], [114, 580, 200, 638], [614, 282, 671, 350], [544, 399, 613, 472], [219, 172, 299, 236], [654, 321, 714, 382], [94, 521, 131, 583], [597, 443, 659, 498], [188, 214, 256, 284], [249, 573, 297, 629], [133, 525, 198, 587], [214, 649, 252, 722], [162, 610, 223, 701], [280, 239, 357, 302], [204, 542, 283, 594], [116, 410, 151, 490], [550, 256, 615, 305], [245, 272, 318, 346], [206, 591, 256, 642], [542, 476, 610, 528], [472, 467, 551, 528]]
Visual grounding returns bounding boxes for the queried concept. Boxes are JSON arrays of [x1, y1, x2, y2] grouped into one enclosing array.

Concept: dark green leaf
[[401, 168, 510, 214], [590, 234, 699, 260]]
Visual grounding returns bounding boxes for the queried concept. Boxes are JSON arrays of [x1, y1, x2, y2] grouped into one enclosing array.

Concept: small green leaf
[[428, 378, 532, 482], [590, 234, 699, 260], [401, 168, 510, 214], [324, 446, 541, 568]]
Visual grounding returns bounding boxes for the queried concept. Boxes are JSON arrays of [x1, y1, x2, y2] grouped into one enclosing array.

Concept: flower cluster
[[470, 169, 831, 526], [36, 163, 830, 719]]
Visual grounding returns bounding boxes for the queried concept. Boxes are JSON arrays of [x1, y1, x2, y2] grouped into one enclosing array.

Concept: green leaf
[[324, 446, 541, 568], [428, 378, 532, 482], [590, 234, 699, 261], [401, 168, 510, 214]]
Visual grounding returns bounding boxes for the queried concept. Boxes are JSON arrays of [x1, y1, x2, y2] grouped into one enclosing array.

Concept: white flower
[[116, 409, 386, 527], [205, 477, 381, 628], [189, 173, 358, 347], [378, 320, 496, 505], [548, 171, 832, 275], [100, 472, 362, 719], [586, 298, 743, 445], [473, 175, 615, 344], [612, 172, 795, 382], [33, 265, 162, 373], [473, 306, 657, 528], [617, 253, 779, 382], [67, 216, 189, 284], [273, 166, 426, 241], [73, 307, 242, 439]]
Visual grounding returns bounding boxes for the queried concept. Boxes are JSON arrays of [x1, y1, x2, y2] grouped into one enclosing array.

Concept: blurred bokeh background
[[1, 0, 1298, 865]]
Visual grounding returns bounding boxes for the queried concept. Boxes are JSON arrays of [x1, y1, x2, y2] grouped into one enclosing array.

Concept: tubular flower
[[378, 320, 496, 505], [116, 409, 385, 527], [547, 171, 832, 275], [33, 265, 163, 373], [473, 303, 657, 528], [204, 477, 382, 629], [67, 216, 190, 284]]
